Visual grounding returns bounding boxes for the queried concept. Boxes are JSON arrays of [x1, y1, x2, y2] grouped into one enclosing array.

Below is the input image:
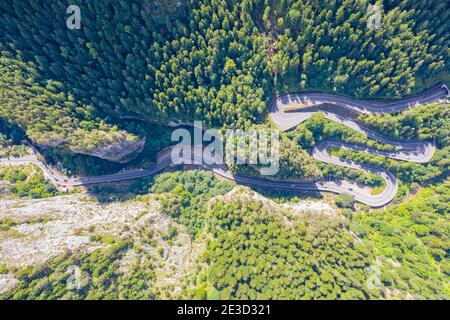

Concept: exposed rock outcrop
[[33, 131, 147, 164], [0, 274, 19, 295], [71, 136, 146, 163]]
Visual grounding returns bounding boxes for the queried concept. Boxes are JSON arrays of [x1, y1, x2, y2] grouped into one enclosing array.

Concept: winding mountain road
[[269, 83, 448, 206], [271, 84, 448, 131], [1, 84, 448, 207]]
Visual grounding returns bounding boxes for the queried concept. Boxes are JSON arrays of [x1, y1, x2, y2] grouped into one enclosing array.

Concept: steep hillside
[[0, 0, 448, 164]]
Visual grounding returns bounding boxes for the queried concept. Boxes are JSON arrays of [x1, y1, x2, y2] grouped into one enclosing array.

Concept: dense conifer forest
[[1, 0, 448, 160], [0, 0, 448, 301]]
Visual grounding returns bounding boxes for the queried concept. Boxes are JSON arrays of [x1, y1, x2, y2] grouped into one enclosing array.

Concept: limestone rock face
[[0, 274, 19, 295], [71, 136, 146, 163]]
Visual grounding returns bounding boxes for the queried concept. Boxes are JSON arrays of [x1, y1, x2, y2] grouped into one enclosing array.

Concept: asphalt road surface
[[1, 83, 448, 207]]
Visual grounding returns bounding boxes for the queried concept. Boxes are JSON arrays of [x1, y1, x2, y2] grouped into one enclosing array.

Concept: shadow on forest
[[0, 119, 27, 144], [84, 176, 157, 204]]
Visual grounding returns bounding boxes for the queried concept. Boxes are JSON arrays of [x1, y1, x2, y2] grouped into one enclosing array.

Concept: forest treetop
[[0, 0, 448, 162]]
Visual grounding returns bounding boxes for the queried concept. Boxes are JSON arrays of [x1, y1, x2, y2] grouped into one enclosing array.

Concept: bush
[[335, 193, 356, 209]]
